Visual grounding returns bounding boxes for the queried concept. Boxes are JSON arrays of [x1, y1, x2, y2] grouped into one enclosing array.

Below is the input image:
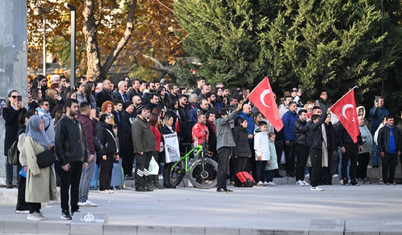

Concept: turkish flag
[[331, 89, 359, 143], [248, 77, 283, 131]]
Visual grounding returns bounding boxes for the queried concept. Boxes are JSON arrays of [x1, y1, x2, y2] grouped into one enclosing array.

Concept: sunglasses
[[11, 96, 18, 99]]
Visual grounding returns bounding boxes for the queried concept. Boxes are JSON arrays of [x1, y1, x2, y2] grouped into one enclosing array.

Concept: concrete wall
[[0, 1, 27, 183]]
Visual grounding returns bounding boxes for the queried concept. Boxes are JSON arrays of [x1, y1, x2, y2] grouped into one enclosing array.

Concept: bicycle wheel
[[188, 158, 218, 189], [164, 161, 185, 187]]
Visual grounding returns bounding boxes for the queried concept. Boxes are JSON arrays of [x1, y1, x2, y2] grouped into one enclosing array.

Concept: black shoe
[[6, 184, 13, 189], [225, 189, 234, 193], [61, 211, 72, 220], [71, 209, 80, 216], [216, 188, 226, 193], [146, 187, 154, 192], [136, 187, 146, 192], [274, 174, 284, 178]]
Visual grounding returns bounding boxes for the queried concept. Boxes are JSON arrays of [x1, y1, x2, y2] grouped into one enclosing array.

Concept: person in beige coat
[[24, 115, 58, 221]]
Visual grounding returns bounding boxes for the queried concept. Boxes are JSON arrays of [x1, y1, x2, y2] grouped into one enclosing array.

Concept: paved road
[[1, 184, 402, 234]]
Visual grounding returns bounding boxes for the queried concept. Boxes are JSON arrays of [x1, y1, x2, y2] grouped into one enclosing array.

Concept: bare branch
[[95, 0, 103, 27], [102, 0, 137, 75]]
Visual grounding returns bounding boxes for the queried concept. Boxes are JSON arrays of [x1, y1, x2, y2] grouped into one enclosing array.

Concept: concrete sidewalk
[[1, 184, 402, 234]]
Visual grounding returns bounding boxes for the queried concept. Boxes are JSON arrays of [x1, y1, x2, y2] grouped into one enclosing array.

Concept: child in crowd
[[254, 121, 270, 186], [265, 132, 278, 186]]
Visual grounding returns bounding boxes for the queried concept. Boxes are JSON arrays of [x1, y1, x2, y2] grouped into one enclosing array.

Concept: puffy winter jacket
[[232, 126, 252, 157], [282, 110, 298, 141], [294, 119, 309, 147]]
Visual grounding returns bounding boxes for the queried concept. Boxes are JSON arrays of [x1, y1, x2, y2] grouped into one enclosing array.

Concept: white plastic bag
[[148, 156, 159, 175]]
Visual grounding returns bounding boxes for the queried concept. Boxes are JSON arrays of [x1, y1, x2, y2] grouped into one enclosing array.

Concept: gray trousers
[[78, 153, 96, 202]]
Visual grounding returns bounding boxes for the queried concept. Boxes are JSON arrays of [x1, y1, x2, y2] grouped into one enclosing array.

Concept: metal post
[[42, 13, 46, 75], [70, 9, 76, 88], [381, 0, 384, 97]]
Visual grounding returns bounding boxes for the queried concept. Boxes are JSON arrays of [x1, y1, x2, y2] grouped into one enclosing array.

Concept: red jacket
[[150, 126, 161, 151], [192, 122, 209, 146]]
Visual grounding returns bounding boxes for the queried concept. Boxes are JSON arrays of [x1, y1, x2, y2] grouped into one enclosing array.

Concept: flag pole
[[330, 86, 359, 109]]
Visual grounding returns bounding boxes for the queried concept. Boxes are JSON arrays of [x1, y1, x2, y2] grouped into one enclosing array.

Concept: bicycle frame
[[170, 144, 203, 175]]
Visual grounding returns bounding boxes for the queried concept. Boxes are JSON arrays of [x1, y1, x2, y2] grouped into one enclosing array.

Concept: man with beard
[[55, 99, 88, 219], [189, 98, 209, 124], [141, 82, 156, 105], [206, 92, 216, 113], [147, 93, 160, 112], [120, 102, 136, 179], [168, 83, 180, 105], [178, 95, 191, 146]]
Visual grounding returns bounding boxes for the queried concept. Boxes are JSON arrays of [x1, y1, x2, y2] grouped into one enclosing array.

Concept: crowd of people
[[2, 74, 401, 220]]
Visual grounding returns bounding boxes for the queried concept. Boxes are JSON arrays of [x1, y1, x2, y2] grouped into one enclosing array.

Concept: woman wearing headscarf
[[16, 110, 35, 214], [24, 116, 58, 221], [96, 114, 119, 193]]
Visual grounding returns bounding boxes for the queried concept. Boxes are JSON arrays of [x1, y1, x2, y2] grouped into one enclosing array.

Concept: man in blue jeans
[[77, 102, 97, 207], [370, 97, 389, 168], [377, 116, 401, 184]]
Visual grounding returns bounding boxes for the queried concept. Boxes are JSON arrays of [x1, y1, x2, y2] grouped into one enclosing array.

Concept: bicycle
[[163, 141, 218, 189]]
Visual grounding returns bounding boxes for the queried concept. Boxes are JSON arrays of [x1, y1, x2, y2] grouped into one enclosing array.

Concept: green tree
[[175, 0, 401, 109]]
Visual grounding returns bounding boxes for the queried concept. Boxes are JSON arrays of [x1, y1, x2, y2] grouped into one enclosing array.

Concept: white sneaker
[[302, 180, 310, 186], [332, 174, 339, 178], [296, 180, 304, 186], [99, 190, 108, 194], [107, 189, 114, 194], [310, 186, 324, 191], [267, 181, 277, 186], [27, 212, 44, 221], [305, 174, 310, 177], [78, 200, 97, 207], [16, 210, 29, 214], [256, 181, 263, 186], [263, 181, 269, 186]]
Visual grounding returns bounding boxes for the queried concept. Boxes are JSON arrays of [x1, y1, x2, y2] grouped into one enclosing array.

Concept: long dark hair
[[7, 90, 18, 107]]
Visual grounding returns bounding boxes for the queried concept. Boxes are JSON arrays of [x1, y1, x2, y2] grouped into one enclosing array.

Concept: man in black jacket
[[55, 99, 89, 220], [294, 109, 310, 186], [308, 108, 330, 191], [120, 102, 136, 179], [378, 116, 401, 184], [96, 79, 113, 108], [338, 123, 363, 186], [178, 95, 191, 147]]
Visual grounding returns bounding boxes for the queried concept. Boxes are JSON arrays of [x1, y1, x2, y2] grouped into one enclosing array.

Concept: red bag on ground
[[236, 171, 255, 187]]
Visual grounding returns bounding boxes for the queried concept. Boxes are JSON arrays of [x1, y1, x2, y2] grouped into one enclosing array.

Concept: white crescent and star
[[260, 89, 271, 108], [342, 104, 355, 121]]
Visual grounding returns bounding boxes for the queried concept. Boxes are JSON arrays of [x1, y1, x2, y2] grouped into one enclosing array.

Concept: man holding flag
[[330, 88, 363, 186]]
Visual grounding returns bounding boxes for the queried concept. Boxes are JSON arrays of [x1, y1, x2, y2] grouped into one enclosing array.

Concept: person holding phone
[[3, 90, 27, 188]]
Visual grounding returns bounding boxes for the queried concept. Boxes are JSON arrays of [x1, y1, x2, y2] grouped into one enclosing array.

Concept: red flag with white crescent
[[331, 89, 359, 143], [248, 77, 283, 131]]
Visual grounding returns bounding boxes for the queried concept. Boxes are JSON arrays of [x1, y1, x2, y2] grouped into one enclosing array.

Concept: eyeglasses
[[43, 104, 49, 106]]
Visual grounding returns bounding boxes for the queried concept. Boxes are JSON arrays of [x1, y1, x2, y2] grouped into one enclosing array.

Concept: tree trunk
[[102, 0, 137, 76], [83, 0, 103, 81]]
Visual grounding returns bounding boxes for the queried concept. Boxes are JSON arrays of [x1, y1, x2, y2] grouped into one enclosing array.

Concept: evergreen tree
[[175, 0, 401, 109]]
